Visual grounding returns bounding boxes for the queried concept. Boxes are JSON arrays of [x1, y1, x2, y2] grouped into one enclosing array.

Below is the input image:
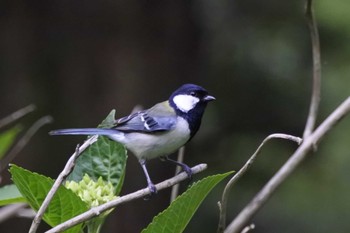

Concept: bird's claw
[[144, 183, 158, 200], [149, 183, 158, 195], [182, 165, 193, 181]]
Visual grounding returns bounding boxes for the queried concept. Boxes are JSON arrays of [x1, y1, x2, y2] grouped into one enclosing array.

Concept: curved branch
[[0, 203, 28, 224], [303, 0, 322, 138], [0, 116, 53, 173], [224, 97, 350, 233], [217, 134, 301, 233], [0, 104, 36, 129]]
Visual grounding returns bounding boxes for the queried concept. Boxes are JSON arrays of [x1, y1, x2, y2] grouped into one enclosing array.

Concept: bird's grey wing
[[114, 101, 177, 132], [113, 111, 176, 133]]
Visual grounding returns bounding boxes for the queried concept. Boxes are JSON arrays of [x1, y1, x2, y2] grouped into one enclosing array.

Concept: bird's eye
[[190, 91, 197, 97]]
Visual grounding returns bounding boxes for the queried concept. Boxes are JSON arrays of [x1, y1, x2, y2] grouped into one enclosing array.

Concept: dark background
[[1, 0, 350, 232]]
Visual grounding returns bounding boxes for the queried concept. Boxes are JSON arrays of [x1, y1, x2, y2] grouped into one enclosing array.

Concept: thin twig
[[0, 104, 36, 129], [0, 116, 53, 173], [240, 224, 255, 233], [45, 163, 208, 233], [216, 134, 302, 233], [303, 0, 322, 139], [170, 146, 185, 202], [0, 203, 28, 224], [15, 207, 36, 219], [224, 97, 350, 233], [29, 136, 98, 233]]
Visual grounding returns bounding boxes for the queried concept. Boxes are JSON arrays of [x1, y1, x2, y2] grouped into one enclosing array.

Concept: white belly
[[108, 117, 190, 161]]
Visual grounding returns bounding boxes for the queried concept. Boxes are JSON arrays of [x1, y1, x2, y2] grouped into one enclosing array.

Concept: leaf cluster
[[0, 110, 231, 233]]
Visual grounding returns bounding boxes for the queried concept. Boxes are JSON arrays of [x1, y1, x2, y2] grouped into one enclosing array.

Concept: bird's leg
[[160, 156, 193, 180], [139, 159, 157, 195]]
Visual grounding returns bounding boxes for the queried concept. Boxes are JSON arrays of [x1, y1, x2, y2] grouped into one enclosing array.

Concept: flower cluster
[[65, 174, 116, 208]]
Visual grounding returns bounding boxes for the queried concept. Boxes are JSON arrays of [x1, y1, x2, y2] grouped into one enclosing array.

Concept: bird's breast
[[122, 117, 190, 160]]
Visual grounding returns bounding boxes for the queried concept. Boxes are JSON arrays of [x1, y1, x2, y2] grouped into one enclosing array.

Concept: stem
[[217, 134, 301, 233], [29, 136, 98, 233], [170, 146, 185, 202], [86, 216, 106, 233], [0, 104, 36, 129], [303, 0, 322, 139]]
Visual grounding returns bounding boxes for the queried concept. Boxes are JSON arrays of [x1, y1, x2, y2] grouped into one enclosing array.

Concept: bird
[[49, 83, 215, 194]]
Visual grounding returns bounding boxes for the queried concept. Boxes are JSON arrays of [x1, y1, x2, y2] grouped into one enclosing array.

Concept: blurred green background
[[1, 0, 350, 232]]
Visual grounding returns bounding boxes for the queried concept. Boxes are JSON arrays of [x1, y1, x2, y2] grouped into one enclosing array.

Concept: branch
[[29, 136, 98, 233], [15, 207, 36, 219], [0, 116, 53, 173], [45, 163, 207, 233], [217, 134, 301, 233], [303, 0, 322, 138], [0, 104, 36, 129], [224, 96, 350, 233], [170, 146, 185, 202], [240, 224, 255, 233], [0, 203, 28, 224]]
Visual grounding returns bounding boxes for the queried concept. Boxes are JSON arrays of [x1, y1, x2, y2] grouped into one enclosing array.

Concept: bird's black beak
[[203, 95, 216, 102]]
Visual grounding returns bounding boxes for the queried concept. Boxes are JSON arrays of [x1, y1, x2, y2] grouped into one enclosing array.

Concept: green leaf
[[10, 164, 89, 233], [142, 171, 234, 233], [98, 109, 117, 128], [0, 125, 22, 159], [68, 110, 128, 195], [0, 184, 26, 206]]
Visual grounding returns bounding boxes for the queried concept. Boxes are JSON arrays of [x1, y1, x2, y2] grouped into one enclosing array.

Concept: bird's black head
[[169, 84, 215, 138]]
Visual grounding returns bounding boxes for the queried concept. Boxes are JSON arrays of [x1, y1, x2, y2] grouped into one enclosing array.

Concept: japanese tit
[[50, 83, 215, 194]]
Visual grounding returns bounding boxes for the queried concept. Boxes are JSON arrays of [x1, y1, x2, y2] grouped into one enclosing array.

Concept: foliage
[[142, 172, 233, 233], [10, 164, 88, 233], [1, 110, 128, 233], [67, 110, 128, 195], [0, 109, 235, 233], [1, 0, 350, 232]]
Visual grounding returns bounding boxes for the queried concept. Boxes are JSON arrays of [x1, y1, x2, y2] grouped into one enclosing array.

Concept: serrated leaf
[[142, 171, 234, 233], [0, 184, 26, 206], [0, 125, 22, 159], [98, 109, 116, 128], [10, 164, 89, 233], [67, 110, 128, 195]]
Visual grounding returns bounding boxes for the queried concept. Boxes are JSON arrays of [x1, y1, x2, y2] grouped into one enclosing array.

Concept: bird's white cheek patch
[[173, 94, 200, 113]]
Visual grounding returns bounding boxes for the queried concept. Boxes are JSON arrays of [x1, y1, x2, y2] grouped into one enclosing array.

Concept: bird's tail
[[49, 128, 119, 136]]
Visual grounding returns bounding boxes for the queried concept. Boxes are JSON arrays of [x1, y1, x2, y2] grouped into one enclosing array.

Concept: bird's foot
[[143, 182, 158, 200], [182, 164, 193, 181], [148, 183, 158, 195], [160, 156, 193, 180]]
